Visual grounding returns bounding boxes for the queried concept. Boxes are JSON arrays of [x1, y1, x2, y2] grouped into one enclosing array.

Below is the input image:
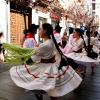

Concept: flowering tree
[[64, 0, 98, 30], [65, 1, 87, 27]]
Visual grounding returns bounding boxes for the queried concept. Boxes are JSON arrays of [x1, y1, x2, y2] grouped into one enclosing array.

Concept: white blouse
[[31, 39, 56, 62], [71, 38, 84, 52], [54, 33, 62, 44], [84, 37, 100, 48]]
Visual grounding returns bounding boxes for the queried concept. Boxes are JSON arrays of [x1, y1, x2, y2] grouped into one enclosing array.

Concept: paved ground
[[0, 62, 100, 100]]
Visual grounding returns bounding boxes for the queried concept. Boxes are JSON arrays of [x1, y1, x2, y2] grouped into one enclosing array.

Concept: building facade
[[0, 0, 10, 43]]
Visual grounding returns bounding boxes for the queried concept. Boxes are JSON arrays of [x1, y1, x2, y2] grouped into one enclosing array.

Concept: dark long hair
[[42, 23, 63, 55], [0, 32, 3, 38], [74, 28, 83, 38], [86, 30, 91, 50], [42, 23, 78, 70], [74, 28, 86, 48]]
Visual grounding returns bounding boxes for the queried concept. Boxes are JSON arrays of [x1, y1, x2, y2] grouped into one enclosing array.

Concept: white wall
[[95, 3, 100, 17], [32, 9, 51, 42], [0, 0, 10, 42]]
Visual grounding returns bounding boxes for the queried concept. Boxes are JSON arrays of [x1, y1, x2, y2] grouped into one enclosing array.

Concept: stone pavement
[[0, 62, 100, 100]]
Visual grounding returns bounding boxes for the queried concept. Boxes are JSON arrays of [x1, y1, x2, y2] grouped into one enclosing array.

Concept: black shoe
[[73, 86, 82, 93]]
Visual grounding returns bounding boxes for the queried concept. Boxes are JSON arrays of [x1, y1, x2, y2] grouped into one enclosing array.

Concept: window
[[97, 6, 99, 9]]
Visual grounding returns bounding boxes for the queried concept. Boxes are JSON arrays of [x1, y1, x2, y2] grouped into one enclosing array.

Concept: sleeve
[[72, 39, 84, 51], [30, 45, 44, 62]]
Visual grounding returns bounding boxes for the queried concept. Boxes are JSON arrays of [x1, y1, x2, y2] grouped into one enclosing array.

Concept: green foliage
[[2, 43, 35, 66]]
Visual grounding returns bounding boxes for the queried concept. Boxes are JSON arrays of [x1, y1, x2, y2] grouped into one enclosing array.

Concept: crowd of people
[[2, 23, 100, 100]]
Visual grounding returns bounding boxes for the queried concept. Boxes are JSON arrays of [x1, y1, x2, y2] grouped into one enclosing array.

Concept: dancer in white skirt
[[84, 31, 100, 52], [65, 29, 100, 75], [10, 23, 82, 100], [92, 31, 100, 49]]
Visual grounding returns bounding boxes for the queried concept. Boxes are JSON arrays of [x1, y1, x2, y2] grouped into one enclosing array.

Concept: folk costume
[[3, 39, 82, 97], [65, 37, 100, 68]]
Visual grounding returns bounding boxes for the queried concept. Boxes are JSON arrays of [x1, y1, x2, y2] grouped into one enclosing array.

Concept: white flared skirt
[[10, 60, 82, 97], [65, 52, 100, 67]]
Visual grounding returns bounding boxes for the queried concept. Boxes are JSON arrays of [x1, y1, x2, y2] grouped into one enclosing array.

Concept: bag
[[58, 55, 78, 70], [81, 36, 98, 59], [87, 50, 98, 59]]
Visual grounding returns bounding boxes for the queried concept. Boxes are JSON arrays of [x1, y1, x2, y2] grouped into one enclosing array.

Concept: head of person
[[0, 32, 4, 38], [92, 31, 98, 37], [39, 23, 53, 39], [23, 29, 29, 37], [28, 24, 39, 34], [73, 28, 82, 38], [23, 29, 29, 35], [86, 30, 91, 37], [54, 25, 62, 33]]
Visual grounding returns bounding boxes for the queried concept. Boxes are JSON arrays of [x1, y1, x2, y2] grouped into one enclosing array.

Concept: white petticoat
[[65, 51, 100, 67], [10, 60, 82, 97]]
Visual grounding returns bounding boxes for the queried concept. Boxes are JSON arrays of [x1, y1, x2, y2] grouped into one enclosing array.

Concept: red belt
[[41, 56, 56, 63]]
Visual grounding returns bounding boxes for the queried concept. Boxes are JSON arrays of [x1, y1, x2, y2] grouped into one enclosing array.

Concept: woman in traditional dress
[[92, 31, 100, 48], [65, 29, 100, 75], [84, 31, 100, 75], [8, 23, 82, 100]]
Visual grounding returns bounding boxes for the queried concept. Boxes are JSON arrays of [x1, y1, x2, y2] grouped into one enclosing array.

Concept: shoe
[[73, 86, 82, 92], [91, 72, 94, 75]]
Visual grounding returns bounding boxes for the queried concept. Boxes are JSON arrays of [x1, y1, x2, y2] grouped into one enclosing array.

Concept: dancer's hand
[[35, 44, 40, 47]]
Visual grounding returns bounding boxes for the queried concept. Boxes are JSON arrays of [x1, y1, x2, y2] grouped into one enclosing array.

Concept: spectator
[[54, 25, 62, 47], [0, 31, 5, 61], [23, 24, 39, 48], [62, 29, 67, 48]]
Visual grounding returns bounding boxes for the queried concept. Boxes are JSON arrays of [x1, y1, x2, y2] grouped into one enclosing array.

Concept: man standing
[[54, 25, 62, 47], [23, 24, 39, 48]]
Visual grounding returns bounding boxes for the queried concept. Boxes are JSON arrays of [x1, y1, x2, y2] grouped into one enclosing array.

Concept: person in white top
[[23, 24, 39, 48], [54, 25, 62, 47], [10, 23, 82, 100], [68, 33, 75, 45], [0, 32, 5, 61], [92, 31, 100, 46], [85, 31, 100, 52], [62, 29, 67, 48]]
